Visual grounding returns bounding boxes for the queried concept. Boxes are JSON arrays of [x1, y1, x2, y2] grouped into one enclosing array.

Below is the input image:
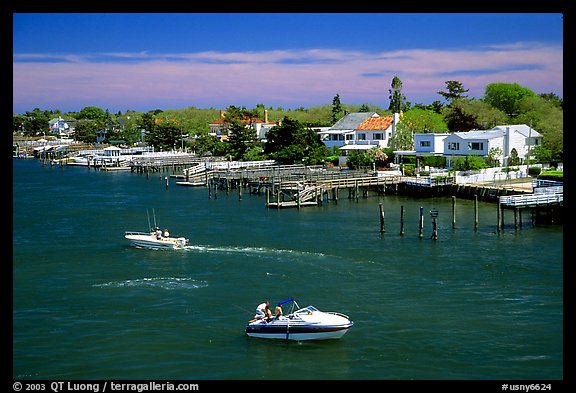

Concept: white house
[[209, 109, 277, 140], [318, 112, 401, 151], [394, 132, 450, 164], [49, 116, 75, 136], [442, 125, 542, 167]]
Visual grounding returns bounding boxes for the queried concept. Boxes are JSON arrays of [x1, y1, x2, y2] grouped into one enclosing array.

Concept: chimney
[[392, 112, 401, 138], [264, 110, 268, 124]]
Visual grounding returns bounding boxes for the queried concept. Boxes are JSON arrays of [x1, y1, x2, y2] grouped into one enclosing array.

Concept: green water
[[12, 159, 563, 380]]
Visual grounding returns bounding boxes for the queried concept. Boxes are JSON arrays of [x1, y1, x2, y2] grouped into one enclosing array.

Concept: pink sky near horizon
[[13, 44, 563, 113]]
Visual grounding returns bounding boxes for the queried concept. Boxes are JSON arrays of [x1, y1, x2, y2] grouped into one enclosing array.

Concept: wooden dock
[[500, 193, 563, 208]]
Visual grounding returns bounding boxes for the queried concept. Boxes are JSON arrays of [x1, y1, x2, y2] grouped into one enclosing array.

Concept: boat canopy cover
[[277, 298, 294, 306]]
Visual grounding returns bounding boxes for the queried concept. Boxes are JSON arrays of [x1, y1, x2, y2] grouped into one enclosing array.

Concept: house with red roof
[[209, 110, 277, 141], [318, 112, 401, 152]]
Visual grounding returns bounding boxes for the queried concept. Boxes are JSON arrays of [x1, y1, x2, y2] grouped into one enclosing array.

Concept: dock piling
[[419, 207, 424, 238]]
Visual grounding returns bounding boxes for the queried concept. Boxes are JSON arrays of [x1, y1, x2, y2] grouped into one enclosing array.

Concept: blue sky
[[12, 13, 563, 114]]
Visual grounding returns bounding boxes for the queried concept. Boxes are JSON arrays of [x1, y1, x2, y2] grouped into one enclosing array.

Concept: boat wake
[[183, 244, 326, 259], [93, 277, 208, 290]]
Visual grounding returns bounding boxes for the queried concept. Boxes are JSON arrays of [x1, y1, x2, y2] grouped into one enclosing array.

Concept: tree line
[[12, 79, 563, 166]]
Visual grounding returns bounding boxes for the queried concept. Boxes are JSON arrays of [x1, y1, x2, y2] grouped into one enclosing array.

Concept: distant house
[[49, 116, 75, 136], [318, 112, 401, 152], [209, 110, 277, 140]]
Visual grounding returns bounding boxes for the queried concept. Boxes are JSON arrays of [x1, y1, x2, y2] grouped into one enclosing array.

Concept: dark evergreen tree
[[437, 80, 469, 106], [388, 76, 409, 113], [331, 94, 343, 123]]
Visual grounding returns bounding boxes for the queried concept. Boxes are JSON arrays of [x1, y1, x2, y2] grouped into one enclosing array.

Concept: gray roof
[[450, 125, 543, 140], [450, 130, 504, 140], [493, 125, 543, 138], [330, 112, 378, 130]]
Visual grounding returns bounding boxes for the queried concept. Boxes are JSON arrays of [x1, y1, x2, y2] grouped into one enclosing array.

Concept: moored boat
[[245, 298, 353, 341]]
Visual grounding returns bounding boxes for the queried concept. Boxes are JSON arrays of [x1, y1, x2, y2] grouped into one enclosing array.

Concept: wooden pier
[[497, 185, 563, 228]]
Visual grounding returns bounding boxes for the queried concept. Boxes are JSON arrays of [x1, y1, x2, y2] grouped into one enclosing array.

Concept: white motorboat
[[125, 209, 189, 250], [125, 230, 189, 250], [245, 298, 353, 341]]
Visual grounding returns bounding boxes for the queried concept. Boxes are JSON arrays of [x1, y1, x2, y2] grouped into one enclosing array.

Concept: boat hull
[[246, 323, 352, 340]]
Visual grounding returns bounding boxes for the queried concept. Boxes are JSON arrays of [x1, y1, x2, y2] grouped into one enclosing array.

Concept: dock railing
[[500, 193, 563, 207]]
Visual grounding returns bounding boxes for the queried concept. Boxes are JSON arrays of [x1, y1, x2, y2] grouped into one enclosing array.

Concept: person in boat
[[163, 228, 170, 238], [274, 305, 283, 318], [254, 301, 271, 320], [155, 227, 162, 240]]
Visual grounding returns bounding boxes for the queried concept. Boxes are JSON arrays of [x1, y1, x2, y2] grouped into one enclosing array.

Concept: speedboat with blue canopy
[[245, 298, 353, 340]]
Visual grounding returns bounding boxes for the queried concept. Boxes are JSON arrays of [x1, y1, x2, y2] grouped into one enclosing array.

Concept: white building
[[399, 124, 542, 167], [318, 112, 401, 151], [442, 125, 542, 167]]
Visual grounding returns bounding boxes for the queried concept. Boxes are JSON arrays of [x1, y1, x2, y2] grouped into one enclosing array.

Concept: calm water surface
[[12, 159, 563, 380]]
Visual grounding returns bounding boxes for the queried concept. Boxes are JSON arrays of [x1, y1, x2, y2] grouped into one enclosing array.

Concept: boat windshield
[[294, 305, 319, 314]]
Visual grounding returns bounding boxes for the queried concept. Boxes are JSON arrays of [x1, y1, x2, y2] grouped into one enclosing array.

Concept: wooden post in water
[[400, 205, 405, 235], [474, 194, 478, 231], [419, 206, 424, 238], [165, 176, 169, 191], [379, 203, 385, 233], [238, 179, 242, 201], [452, 196, 456, 229], [297, 189, 301, 209], [500, 197, 505, 230], [277, 185, 280, 208], [430, 208, 439, 240], [497, 197, 501, 232]]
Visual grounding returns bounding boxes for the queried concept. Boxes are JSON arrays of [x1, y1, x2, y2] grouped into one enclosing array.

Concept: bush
[[402, 164, 415, 176], [537, 170, 563, 182], [528, 166, 541, 176]]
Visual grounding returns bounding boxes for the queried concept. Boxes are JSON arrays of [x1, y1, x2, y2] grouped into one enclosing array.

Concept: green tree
[[345, 150, 374, 170], [390, 108, 448, 150], [482, 83, 536, 116], [443, 98, 508, 131], [331, 94, 343, 123], [264, 117, 328, 164], [12, 114, 27, 134], [538, 92, 563, 110], [453, 154, 487, 171], [437, 80, 469, 106], [487, 147, 503, 167], [515, 95, 563, 163], [21, 108, 50, 136], [227, 120, 260, 160], [388, 76, 409, 113], [148, 120, 182, 150], [77, 106, 107, 121], [73, 120, 100, 143], [359, 104, 370, 112]]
